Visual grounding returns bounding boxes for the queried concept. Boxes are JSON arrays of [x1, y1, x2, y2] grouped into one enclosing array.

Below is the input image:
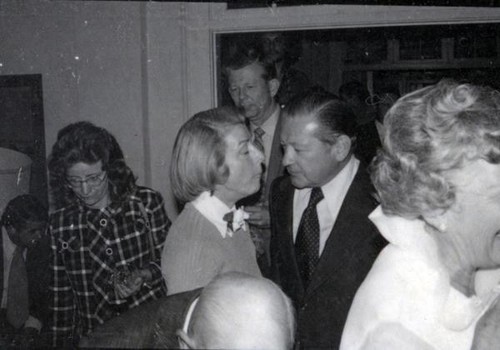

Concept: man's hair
[[284, 90, 357, 147], [1, 194, 47, 231], [48, 121, 136, 208], [188, 272, 295, 350], [372, 79, 500, 219], [170, 107, 247, 204], [338, 80, 370, 102], [222, 41, 277, 81]]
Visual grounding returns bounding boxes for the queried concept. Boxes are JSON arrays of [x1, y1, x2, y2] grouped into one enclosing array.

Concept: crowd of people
[[2, 32, 500, 350]]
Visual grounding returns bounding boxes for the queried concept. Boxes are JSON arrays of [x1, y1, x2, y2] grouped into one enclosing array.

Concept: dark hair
[[48, 121, 136, 208], [258, 31, 302, 67], [338, 80, 370, 103], [1, 194, 48, 231], [222, 41, 277, 81], [284, 90, 357, 147]]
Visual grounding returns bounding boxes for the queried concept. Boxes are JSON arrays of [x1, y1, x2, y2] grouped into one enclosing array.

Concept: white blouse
[[340, 206, 500, 350]]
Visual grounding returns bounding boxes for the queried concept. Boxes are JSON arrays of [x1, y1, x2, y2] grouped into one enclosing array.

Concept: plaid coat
[[48, 187, 170, 347]]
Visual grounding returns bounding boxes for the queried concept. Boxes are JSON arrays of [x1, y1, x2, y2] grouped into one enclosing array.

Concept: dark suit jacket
[[240, 108, 285, 206], [0, 232, 51, 331], [79, 288, 201, 349], [264, 109, 285, 200], [239, 109, 285, 277], [355, 120, 382, 166], [270, 165, 386, 349]]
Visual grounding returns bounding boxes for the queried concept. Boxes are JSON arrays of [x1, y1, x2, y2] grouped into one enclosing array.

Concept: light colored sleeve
[[161, 227, 222, 295], [360, 322, 435, 350]]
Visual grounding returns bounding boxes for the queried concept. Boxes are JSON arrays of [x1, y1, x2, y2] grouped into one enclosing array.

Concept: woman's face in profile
[[66, 160, 110, 209], [445, 159, 500, 269], [214, 124, 264, 206]]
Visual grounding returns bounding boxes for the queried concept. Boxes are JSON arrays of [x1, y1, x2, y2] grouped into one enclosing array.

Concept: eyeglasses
[[66, 172, 107, 188]]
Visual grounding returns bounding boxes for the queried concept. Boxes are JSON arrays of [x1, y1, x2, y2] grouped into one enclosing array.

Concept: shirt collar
[[251, 103, 280, 135], [192, 191, 234, 238], [181, 296, 200, 334], [320, 155, 359, 209]]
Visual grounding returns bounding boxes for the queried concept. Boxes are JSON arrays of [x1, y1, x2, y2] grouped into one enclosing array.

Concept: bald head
[[178, 272, 295, 350]]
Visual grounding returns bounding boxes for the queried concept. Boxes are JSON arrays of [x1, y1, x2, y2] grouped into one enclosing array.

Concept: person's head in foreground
[[372, 79, 500, 294], [48, 121, 136, 210], [1, 194, 48, 249], [171, 106, 264, 207], [177, 272, 296, 350]]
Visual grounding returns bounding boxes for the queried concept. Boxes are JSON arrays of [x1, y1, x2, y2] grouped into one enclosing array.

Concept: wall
[[1, 1, 500, 218]]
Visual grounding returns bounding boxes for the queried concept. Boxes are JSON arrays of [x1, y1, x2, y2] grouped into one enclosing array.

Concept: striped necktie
[[253, 127, 265, 153]]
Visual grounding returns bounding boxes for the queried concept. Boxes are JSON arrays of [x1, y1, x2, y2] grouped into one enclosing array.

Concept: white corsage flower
[[223, 207, 250, 236]]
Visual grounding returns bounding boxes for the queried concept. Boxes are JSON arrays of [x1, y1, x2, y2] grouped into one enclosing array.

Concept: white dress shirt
[[292, 156, 359, 255]]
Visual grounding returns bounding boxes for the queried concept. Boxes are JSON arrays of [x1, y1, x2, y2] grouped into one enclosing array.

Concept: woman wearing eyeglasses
[[46, 121, 171, 347]]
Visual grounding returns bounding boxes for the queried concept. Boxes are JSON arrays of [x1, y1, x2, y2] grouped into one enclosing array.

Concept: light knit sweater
[[161, 203, 261, 295]]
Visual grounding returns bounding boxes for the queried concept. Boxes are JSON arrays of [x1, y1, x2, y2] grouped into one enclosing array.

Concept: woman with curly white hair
[[341, 80, 500, 350]]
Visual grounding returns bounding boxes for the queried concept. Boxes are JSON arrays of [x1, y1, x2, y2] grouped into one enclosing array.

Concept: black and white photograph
[[2, 1, 500, 349]]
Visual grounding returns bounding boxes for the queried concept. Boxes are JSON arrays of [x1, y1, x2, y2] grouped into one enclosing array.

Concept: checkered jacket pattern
[[48, 187, 170, 347]]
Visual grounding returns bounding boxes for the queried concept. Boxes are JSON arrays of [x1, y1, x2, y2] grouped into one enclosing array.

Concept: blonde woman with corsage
[[341, 80, 500, 350], [162, 107, 264, 295]]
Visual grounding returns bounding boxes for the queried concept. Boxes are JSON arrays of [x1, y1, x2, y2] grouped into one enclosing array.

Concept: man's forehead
[[284, 114, 318, 131], [282, 115, 319, 141]]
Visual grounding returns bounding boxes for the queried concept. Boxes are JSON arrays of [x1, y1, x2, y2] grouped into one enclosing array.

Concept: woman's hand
[[114, 268, 152, 299], [472, 297, 500, 350]]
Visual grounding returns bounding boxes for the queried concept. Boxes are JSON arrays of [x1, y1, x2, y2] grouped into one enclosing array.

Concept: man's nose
[[239, 88, 248, 101], [282, 146, 294, 167]]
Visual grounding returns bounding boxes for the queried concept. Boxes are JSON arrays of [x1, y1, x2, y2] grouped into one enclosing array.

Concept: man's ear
[[331, 135, 352, 162], [176, 329, 197, 349], [268, 78, 280, 98]]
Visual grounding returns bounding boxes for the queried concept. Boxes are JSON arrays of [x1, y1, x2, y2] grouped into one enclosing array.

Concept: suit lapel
[[275, 178, 305, 297], [264, 111, 284, 199]]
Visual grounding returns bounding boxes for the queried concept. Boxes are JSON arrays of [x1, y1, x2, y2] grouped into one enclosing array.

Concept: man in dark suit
[[223, 43, 285, 274], [0, 194, 50, 347], [270, 90, 386, 349], [79, 272, 295, 349]]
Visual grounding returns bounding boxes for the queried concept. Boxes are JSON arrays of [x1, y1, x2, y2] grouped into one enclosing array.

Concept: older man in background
[[223, 43, 285, 274]]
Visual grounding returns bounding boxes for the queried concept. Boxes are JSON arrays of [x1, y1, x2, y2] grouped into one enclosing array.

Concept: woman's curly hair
[[48, 121, 136, 209], [371, 79, 500, 219]]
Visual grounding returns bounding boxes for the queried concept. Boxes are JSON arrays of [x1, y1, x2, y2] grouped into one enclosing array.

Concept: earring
[[438, 222, 447, 232]]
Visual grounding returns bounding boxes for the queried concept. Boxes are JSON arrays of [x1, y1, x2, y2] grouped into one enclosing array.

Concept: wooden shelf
[[344, 58, 500, 71]]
